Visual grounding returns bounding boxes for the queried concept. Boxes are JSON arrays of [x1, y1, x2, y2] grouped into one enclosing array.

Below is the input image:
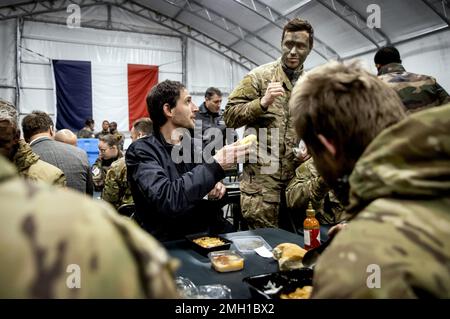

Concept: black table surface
[[164, 227, 330, 299]]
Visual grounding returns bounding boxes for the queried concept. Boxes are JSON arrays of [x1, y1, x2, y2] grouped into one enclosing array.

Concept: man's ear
[[49, 126, 55, 138], [318, 134, 336, 157], [163, 103, 173, 119]]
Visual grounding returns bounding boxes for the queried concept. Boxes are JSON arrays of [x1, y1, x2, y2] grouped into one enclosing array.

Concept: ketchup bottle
[[303, 202, 321, 250]]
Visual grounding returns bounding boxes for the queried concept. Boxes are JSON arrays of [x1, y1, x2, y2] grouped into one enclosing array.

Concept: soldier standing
[[223, 18, 314, 228], [109, 121, 125, 151], [375, 46, 450, 113]]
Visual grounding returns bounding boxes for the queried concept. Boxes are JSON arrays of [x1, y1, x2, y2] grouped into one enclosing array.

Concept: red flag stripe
[[127, 64, 158, 130]]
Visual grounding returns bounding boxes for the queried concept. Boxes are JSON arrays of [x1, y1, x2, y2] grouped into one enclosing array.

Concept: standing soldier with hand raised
[[224, 18, 314, 229]]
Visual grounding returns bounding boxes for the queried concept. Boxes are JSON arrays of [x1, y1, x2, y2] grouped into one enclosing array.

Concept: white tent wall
[[0, 19, 16, 105], [186, 38, 249, 107], [0, 4, 252, 134], [187, 39, 250, 140], [347, 30, 450, 92], [19, 19, 182, 132]]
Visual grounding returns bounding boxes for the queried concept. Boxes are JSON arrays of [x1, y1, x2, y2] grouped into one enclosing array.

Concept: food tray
[[242, 268, 313, 299], [185, 233, 232, 256], [208, 250, 244, 273]]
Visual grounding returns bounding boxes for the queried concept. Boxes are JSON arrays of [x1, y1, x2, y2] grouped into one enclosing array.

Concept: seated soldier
[[95, 120, 110, 139], [290, 61, 450, 298], [92, 134, 122, 192], [109, 121, 125, 151], [77, 119, 95, 138], [102, 118, 152, 210], [286, 157, 345, 225], [0, 100, 65, 186]]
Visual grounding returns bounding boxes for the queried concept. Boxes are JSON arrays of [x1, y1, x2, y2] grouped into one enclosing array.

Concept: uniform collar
[[378, 63, 406, 75], [275, 58, 304, 91]]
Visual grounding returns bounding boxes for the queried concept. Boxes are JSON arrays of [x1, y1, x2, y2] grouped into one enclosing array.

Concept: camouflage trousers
[[240, 191, 280, 229]]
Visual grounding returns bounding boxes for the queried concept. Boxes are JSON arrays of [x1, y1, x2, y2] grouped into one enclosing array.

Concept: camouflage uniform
[[95, 129, 110, 139], [224, 58, 301, 228], [111, 131, 125, 151], [378, 63, 450, 113], [77, 128, 95, 138], [13, 139, 66, 187], [286, 158, 345, 225], [102, 157, 133, 210], [312, 104, 450, 298], [92, 151, 123, 192], [0, 154, 179, 298]]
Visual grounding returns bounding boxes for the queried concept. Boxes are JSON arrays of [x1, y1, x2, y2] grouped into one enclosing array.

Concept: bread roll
[[239, 134, 257, 145], [272, 243, 307, 271]]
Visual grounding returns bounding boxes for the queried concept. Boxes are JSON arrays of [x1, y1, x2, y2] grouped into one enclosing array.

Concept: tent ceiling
[[0, 0, 449, 69]]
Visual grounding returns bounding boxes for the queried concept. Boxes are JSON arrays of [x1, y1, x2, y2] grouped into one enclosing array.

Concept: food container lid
[[208, 249, 243, 259], [229, 235, 272, 253]]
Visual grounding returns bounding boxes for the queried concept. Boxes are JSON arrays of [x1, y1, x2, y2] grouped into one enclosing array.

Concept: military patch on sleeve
[[92, 166, 101, 176]]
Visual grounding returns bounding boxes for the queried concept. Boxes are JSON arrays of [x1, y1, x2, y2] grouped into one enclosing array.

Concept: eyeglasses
[[99, 147, 111, 153]]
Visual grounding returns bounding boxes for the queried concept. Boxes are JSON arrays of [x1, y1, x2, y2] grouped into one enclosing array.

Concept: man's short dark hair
[[22, 111, 54, 142], [146, 80, 185, 130], [205, 87, 222, 99], [374, 46, 402, 65], [85, 119, 95, 126], [133, 118, 153, 136], [282, 18, 314, 50]]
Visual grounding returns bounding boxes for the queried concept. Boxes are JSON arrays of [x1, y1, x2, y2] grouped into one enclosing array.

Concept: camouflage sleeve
[[104, 209, 180, 298], [312, 219, 418, 298], [285, 159, 330, 210], [434, 82, 450, 105], [312, 198, 450, 298], [223, 74, 266, 128], [102, 164, 121, 209], [91, 158, 104, 191]]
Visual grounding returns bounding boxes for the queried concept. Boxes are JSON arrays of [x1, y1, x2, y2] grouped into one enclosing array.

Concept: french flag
[[52, 60, 158, 132]]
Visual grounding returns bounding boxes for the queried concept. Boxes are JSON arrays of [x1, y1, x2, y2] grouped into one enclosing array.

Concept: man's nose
[[290, 46, 296, 55], [191, 102, 199, 112]]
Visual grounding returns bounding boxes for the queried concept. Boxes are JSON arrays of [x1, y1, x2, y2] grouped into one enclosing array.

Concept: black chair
[[117, 204, 136, 218]]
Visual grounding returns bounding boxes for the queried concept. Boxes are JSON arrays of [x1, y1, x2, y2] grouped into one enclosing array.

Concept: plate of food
[[242, 268, 313, 299], [185, 233, 232, 256]]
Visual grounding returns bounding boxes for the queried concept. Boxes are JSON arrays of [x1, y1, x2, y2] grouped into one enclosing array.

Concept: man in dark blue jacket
[[195, 87, 237, 147], [126, 80, 250, 241]]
